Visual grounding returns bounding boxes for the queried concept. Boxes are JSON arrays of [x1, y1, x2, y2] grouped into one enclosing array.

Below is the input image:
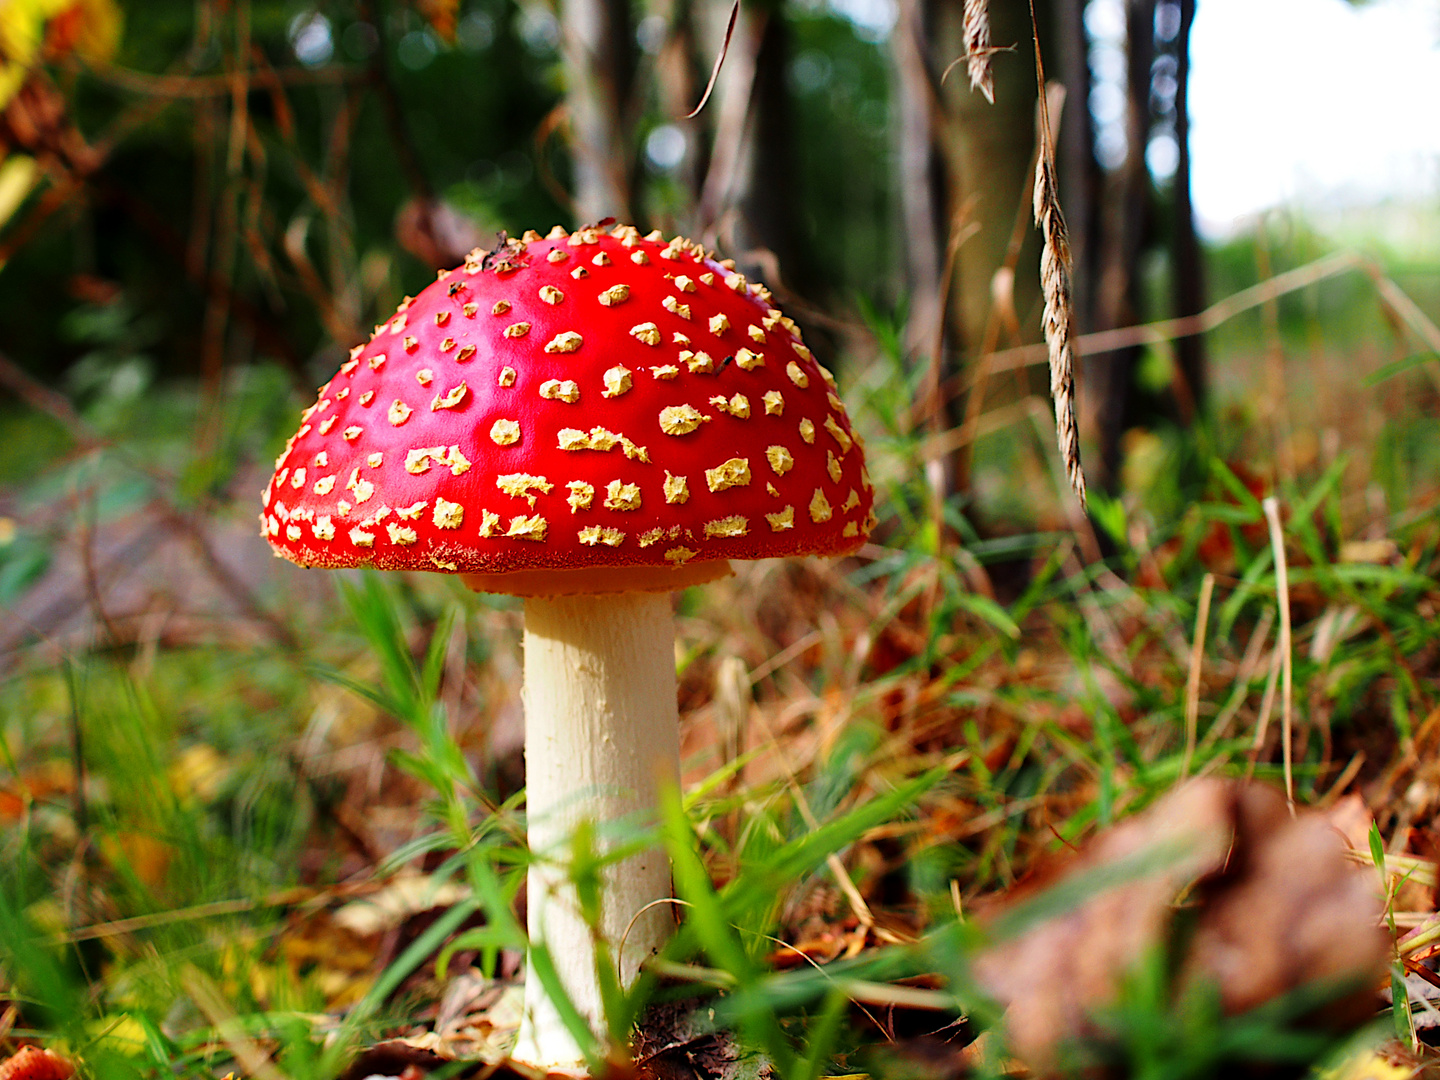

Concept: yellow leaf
[[1315, 1047, 1418, 1080], [168, 742, 231, 803], [100, 830, 173, 889], [0, 0, 122, 109], [47, 0, 123, 63], [88, 1015, 149, 1055], [0, 0, 59, 107]]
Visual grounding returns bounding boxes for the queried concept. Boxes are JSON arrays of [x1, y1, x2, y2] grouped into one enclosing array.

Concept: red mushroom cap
[[259, 224, 875, 591]]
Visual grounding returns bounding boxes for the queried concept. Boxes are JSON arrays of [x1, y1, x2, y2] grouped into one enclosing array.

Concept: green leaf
[[1208, 459, 1264, 517], [421, 606, 458, 703], [1368, 821, 1387, 879], [953, 591, 1021, 639], [307, 662, 408, 720], [739, 768, 943, 894], [1364, 351, 1440, 386], [337, 572, 421, 714], [1088, 488, 1129, 547], [794, 987, 849, 1080], [435, 924, 522, 979]]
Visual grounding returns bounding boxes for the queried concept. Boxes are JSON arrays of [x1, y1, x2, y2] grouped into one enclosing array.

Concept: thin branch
[[1199, 605, 1274, 750], [696, 6, 767, 232], [88, 61, 363, 100]]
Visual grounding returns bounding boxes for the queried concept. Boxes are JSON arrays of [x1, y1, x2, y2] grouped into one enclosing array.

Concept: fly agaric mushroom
[[260, 223, 874, 1071]]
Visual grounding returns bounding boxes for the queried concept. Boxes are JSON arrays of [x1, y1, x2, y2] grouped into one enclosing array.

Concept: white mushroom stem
[[512, 591, 681, 1072]]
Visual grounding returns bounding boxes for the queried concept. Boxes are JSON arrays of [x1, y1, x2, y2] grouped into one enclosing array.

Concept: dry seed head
[[1034, 146, 1086, 507], [962, 0, 996, 104]]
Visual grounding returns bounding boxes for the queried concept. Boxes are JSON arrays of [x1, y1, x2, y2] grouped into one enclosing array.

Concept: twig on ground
[[1365, 261, 1440, 395], [0, 351, 297, 650], [181, 967, 294, 1080]]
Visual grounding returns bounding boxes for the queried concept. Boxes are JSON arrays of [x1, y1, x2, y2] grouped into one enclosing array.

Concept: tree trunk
[[1170, 0, 1205, 417], [893, 0, 949, 363], [1090, 0, 1155, 489], [562, 0, 636, 221], [651, 0, 706, 210], [1056, 0, 1098, 339], [734, 8, 798, 278], [697, 0, 799, 287], [942, 1, 1047, 355], [892, 0, 957, 494]]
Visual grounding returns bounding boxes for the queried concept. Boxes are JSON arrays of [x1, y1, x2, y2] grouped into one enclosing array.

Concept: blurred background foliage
[[2, 0, 1440, 1075], [1, 0, 1434, 515]]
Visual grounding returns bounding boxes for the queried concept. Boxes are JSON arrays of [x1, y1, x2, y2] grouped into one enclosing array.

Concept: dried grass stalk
[[1261, 496, 1295, 812], [1033, 148, 1085, 507], [1028, 2, 1086, 508], [963, 0, 995, 103]]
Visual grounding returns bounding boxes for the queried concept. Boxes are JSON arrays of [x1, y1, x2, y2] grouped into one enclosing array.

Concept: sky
[[1188, 0, 1440, 234]]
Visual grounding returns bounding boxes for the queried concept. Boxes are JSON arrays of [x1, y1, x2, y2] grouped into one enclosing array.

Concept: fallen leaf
[[337, 1041, 447, 1080], [1182, 784, 1389, 1024], [972, 779, 1388, 1072], [332, 873, 469, 937], [1316, 1040, 1422, 1080]]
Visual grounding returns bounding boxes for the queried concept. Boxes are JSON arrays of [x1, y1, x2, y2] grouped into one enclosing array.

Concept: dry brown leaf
[[1182, 784, 1388, 1025], [973, 779, 1388, 1072]]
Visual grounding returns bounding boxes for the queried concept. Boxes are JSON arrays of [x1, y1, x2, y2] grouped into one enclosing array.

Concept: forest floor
[[3, 288, 1440, 1078]]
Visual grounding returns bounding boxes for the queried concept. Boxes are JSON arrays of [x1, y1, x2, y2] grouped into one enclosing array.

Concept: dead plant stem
[[1181, 572, 1215, 778], [978, 250, 1362, 381], [1262, 496, 1296, 812], [1200, 605, 1274, 749], [1247, 638, 1282, 779]]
